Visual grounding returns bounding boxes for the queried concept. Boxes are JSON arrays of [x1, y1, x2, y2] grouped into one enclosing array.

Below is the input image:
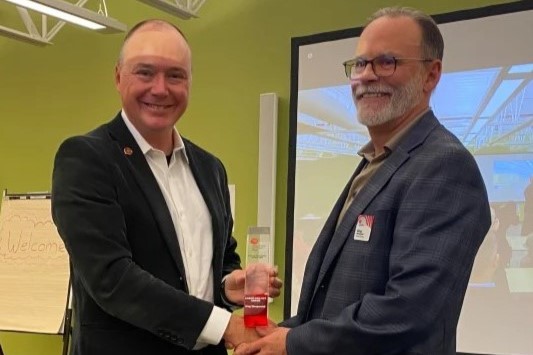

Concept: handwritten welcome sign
[[0, 197, 70, 334]]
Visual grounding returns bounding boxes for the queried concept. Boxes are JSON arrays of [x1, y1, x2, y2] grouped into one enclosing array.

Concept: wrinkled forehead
[[121, 28, 191, 67]]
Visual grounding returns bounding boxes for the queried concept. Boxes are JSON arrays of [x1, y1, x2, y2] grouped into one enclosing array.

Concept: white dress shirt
[[122, 112, 230, 349]]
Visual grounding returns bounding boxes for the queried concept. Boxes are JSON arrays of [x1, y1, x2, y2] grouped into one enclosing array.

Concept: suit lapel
[[298, 159, 367, 317], [310, 111, 440, 303], [106, 114, 187, 287]]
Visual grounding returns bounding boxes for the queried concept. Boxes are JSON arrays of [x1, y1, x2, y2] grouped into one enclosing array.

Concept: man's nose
[[150, 73, 168, 95]]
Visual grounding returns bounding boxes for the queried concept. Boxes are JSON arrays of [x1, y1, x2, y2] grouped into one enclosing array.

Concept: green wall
[[0, 0, 515, 353]]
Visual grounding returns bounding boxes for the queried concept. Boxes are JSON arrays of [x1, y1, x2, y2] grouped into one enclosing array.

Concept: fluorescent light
[[4, 0, 127, 33], [137, 0, 199, 19]]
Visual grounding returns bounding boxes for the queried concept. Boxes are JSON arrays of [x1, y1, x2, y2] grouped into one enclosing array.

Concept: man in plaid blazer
[[236, 6, 490, 355]]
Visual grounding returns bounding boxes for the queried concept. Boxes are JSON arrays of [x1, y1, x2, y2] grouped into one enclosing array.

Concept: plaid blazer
[[284, 111, 490, 355]]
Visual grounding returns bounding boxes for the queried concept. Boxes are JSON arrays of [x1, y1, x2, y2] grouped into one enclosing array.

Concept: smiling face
[[115, 23, 191, 147], [352, 16, 439, 127]]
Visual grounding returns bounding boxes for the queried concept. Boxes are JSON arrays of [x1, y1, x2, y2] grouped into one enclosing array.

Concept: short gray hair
[[366, 7, 444, 60]]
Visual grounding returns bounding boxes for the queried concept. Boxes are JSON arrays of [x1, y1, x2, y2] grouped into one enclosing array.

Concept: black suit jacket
[[52, 113, 241, 355]]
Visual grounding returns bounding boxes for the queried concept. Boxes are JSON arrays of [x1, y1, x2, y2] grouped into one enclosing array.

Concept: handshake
[[221, 267, 288, 355], [223, 314, 289, 355]]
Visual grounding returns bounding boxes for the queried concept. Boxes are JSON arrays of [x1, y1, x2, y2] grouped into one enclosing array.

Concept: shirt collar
[[121, 109, 189, 164], [357, 107, 430, 160]]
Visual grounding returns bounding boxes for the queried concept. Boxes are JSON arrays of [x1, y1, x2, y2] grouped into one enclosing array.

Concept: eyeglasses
[[342, 55, 433, 79]]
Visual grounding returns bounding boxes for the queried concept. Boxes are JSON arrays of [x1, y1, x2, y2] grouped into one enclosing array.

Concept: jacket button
[[177, 338, 184, 344]]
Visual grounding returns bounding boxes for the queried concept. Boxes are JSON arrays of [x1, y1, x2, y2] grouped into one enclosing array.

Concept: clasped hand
[[223, 314, 289, 355]]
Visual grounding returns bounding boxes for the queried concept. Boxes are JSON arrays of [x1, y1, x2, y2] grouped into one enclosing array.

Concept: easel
[[1, 190, 72, 355], [61, 279, 73, 355]]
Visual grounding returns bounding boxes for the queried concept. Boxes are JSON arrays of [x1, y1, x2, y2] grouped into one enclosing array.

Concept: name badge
[[354, 214, 374, 242]]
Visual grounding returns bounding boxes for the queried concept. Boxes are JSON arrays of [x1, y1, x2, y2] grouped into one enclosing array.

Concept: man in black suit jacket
[[236, 7, 490, 355], [52, 20, 280, 355]]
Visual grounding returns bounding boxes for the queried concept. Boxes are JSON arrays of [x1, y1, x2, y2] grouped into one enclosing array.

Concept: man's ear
[[424, 59, 442, 93], [114, 64, 121, 89]]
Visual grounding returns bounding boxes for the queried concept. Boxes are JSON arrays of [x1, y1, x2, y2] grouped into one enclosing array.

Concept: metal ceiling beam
[[0, 23, 51, 45], [0, 0, 126, 46]]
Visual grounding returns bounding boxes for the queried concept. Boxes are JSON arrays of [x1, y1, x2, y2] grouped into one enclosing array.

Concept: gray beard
[[355, 71, 424, 127]]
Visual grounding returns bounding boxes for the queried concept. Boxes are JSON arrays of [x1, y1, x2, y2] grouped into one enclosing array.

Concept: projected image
[[297, 63, 533, 160], [492, 160, 533, 201]]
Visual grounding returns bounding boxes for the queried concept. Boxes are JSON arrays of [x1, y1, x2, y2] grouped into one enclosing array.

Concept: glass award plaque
[[244, 227, 271, 327]]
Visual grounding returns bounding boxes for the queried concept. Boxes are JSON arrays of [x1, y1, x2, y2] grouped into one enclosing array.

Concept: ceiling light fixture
[[3, 0, 127, 33]]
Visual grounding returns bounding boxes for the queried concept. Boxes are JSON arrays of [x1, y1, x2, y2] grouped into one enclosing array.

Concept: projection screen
[[285, 3, 533, 354]]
